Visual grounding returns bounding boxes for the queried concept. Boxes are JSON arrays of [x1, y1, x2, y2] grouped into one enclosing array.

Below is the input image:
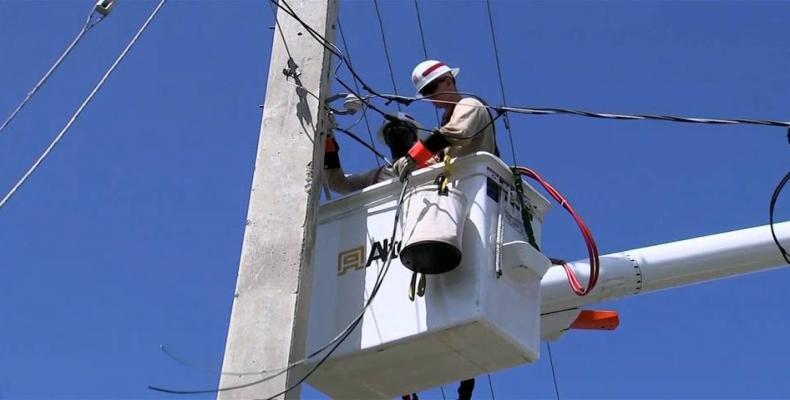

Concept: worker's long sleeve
[[438, 97, 497, 158], [324, 166, 395, 195]]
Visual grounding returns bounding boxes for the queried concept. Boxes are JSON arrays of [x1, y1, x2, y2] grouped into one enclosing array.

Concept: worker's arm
[[323, 134, 382, 195], [324, 167, 378, 195], [395, 98, 491, 181]]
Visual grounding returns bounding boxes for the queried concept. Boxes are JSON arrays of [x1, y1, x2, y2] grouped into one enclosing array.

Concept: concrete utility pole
[[219, 1, 338, 399]]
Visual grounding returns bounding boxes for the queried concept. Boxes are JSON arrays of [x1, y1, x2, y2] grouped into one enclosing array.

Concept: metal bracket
[[282, 58, 301, 80]]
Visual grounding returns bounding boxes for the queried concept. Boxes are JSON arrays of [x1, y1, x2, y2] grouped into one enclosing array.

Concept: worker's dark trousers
[[458, 378, 475, 400]]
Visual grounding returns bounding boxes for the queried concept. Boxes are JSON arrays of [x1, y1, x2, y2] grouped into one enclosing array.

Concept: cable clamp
[[282, 57, 301, 81]]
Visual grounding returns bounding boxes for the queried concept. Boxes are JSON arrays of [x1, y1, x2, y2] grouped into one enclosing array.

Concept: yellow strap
[[441, 155, 453, 192]]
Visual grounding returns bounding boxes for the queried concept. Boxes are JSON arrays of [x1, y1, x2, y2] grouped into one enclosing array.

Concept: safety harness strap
[[511, 167, 540, 250]]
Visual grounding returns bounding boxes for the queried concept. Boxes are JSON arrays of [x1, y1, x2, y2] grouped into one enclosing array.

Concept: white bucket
[[399, 184, 469, 274]]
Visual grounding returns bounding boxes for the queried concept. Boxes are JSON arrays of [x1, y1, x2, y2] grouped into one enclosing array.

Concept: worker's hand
[[393, 156, 417, 182], [324, 134, 340, 169]]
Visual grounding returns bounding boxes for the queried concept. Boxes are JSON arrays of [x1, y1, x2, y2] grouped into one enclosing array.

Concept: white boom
[[540, 221, 790, 338]]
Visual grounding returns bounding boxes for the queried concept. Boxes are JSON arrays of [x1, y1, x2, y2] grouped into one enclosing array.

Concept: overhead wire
[[0, 2, 109, 136], [770, 171, 790, 264], [376, 91, 790, 131], [487, 374, 496, 399], [272, 0, 790, 136], [335, 127, 393, 167], [268, 0, 397, 127], [546, 342, 561, 400], [0, 0, 168, 210], [412, 0, 441, 126], [337, 16, 381, 167], [484, 0, 518, 165], [372, 0, 402, 111]]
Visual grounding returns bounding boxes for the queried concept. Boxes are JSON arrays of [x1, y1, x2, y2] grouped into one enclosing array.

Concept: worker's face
[[421, 75, 454, 108]]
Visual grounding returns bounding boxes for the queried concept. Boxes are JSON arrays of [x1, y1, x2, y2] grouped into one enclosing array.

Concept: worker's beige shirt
[[439, 97, 497, 158], [324, 166, 396, 195]]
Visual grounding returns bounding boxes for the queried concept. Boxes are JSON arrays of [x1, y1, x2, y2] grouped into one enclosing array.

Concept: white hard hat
[[411, 60, 460, 98], [378, 112, 423, 143]]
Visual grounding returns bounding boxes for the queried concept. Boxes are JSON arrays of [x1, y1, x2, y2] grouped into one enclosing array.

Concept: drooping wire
[[376, 91, 790, 131], [413, 0, 430, 61], [0, 0, 168, 210], [546, 342, 561, 400], [267, 0, 296, 62], [270, 0, 399, 124], [337, 17, 381, 167], [271, 0, 790, 137], [159, 344, 265, 376], [484, 0, 518, 166], [770, 171, 790, 264], [149, 178, 412, 397], [486, 374, 496, 400], [412, 0, 441, 127], [0, 3, 108, 136], [271, 0, 417, 130], [372, 0, 402, 112], [335, 127, 393, 167]]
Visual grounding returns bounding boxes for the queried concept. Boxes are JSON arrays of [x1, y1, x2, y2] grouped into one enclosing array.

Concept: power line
[[372, 0, 402, 111], [486, 373, 497, 399], [413, 0, 430, 60], [272, 0, 790, 136], [337, 17, 381, 167], [0, 0, 168, 210], [378, 91, 790, 131], [485, 0, 518, 165], [412, 0, 441, 126], [0, 3, 109, 136], [770, 171, 790, 264], [546, 342, 561, 400]]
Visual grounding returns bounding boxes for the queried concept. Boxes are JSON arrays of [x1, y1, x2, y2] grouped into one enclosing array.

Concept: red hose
[[515, 167, 600, 296]]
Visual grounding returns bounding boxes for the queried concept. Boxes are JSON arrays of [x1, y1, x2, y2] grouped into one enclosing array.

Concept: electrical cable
[[337, 17, 381, 167], [271, 0, 410, 118], [335, 127, 393, 167], [0, 2, 109, 136], [273, 0, 790, 139], [515, 166, 600, 295], [377, 91, 790, 131], [770, 171, 790, 264], [372, 0, 402, 112], [159, 344, 265, 376], [484, 0, 518, 166], [0, 0, 168, 211], [486, 373, 496, 400], [149, 179, 412, 396], [412, 0, 442, 126], [546, 342, 561, 400]]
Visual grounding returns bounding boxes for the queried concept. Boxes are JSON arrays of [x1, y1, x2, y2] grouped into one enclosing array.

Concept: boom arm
[[540, 221, 790, 338]]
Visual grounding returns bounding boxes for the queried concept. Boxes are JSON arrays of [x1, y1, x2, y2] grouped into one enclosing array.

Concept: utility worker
[[393, 60, 499, 182], [394, 60, 494, 400], [324, 112, 424, 194]]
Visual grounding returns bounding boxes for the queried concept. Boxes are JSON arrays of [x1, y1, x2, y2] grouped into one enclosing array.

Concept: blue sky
[[1, 0, 788, 398]]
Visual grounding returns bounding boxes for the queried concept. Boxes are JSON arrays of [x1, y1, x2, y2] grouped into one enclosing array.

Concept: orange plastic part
[[570, 310, 620, 330]]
